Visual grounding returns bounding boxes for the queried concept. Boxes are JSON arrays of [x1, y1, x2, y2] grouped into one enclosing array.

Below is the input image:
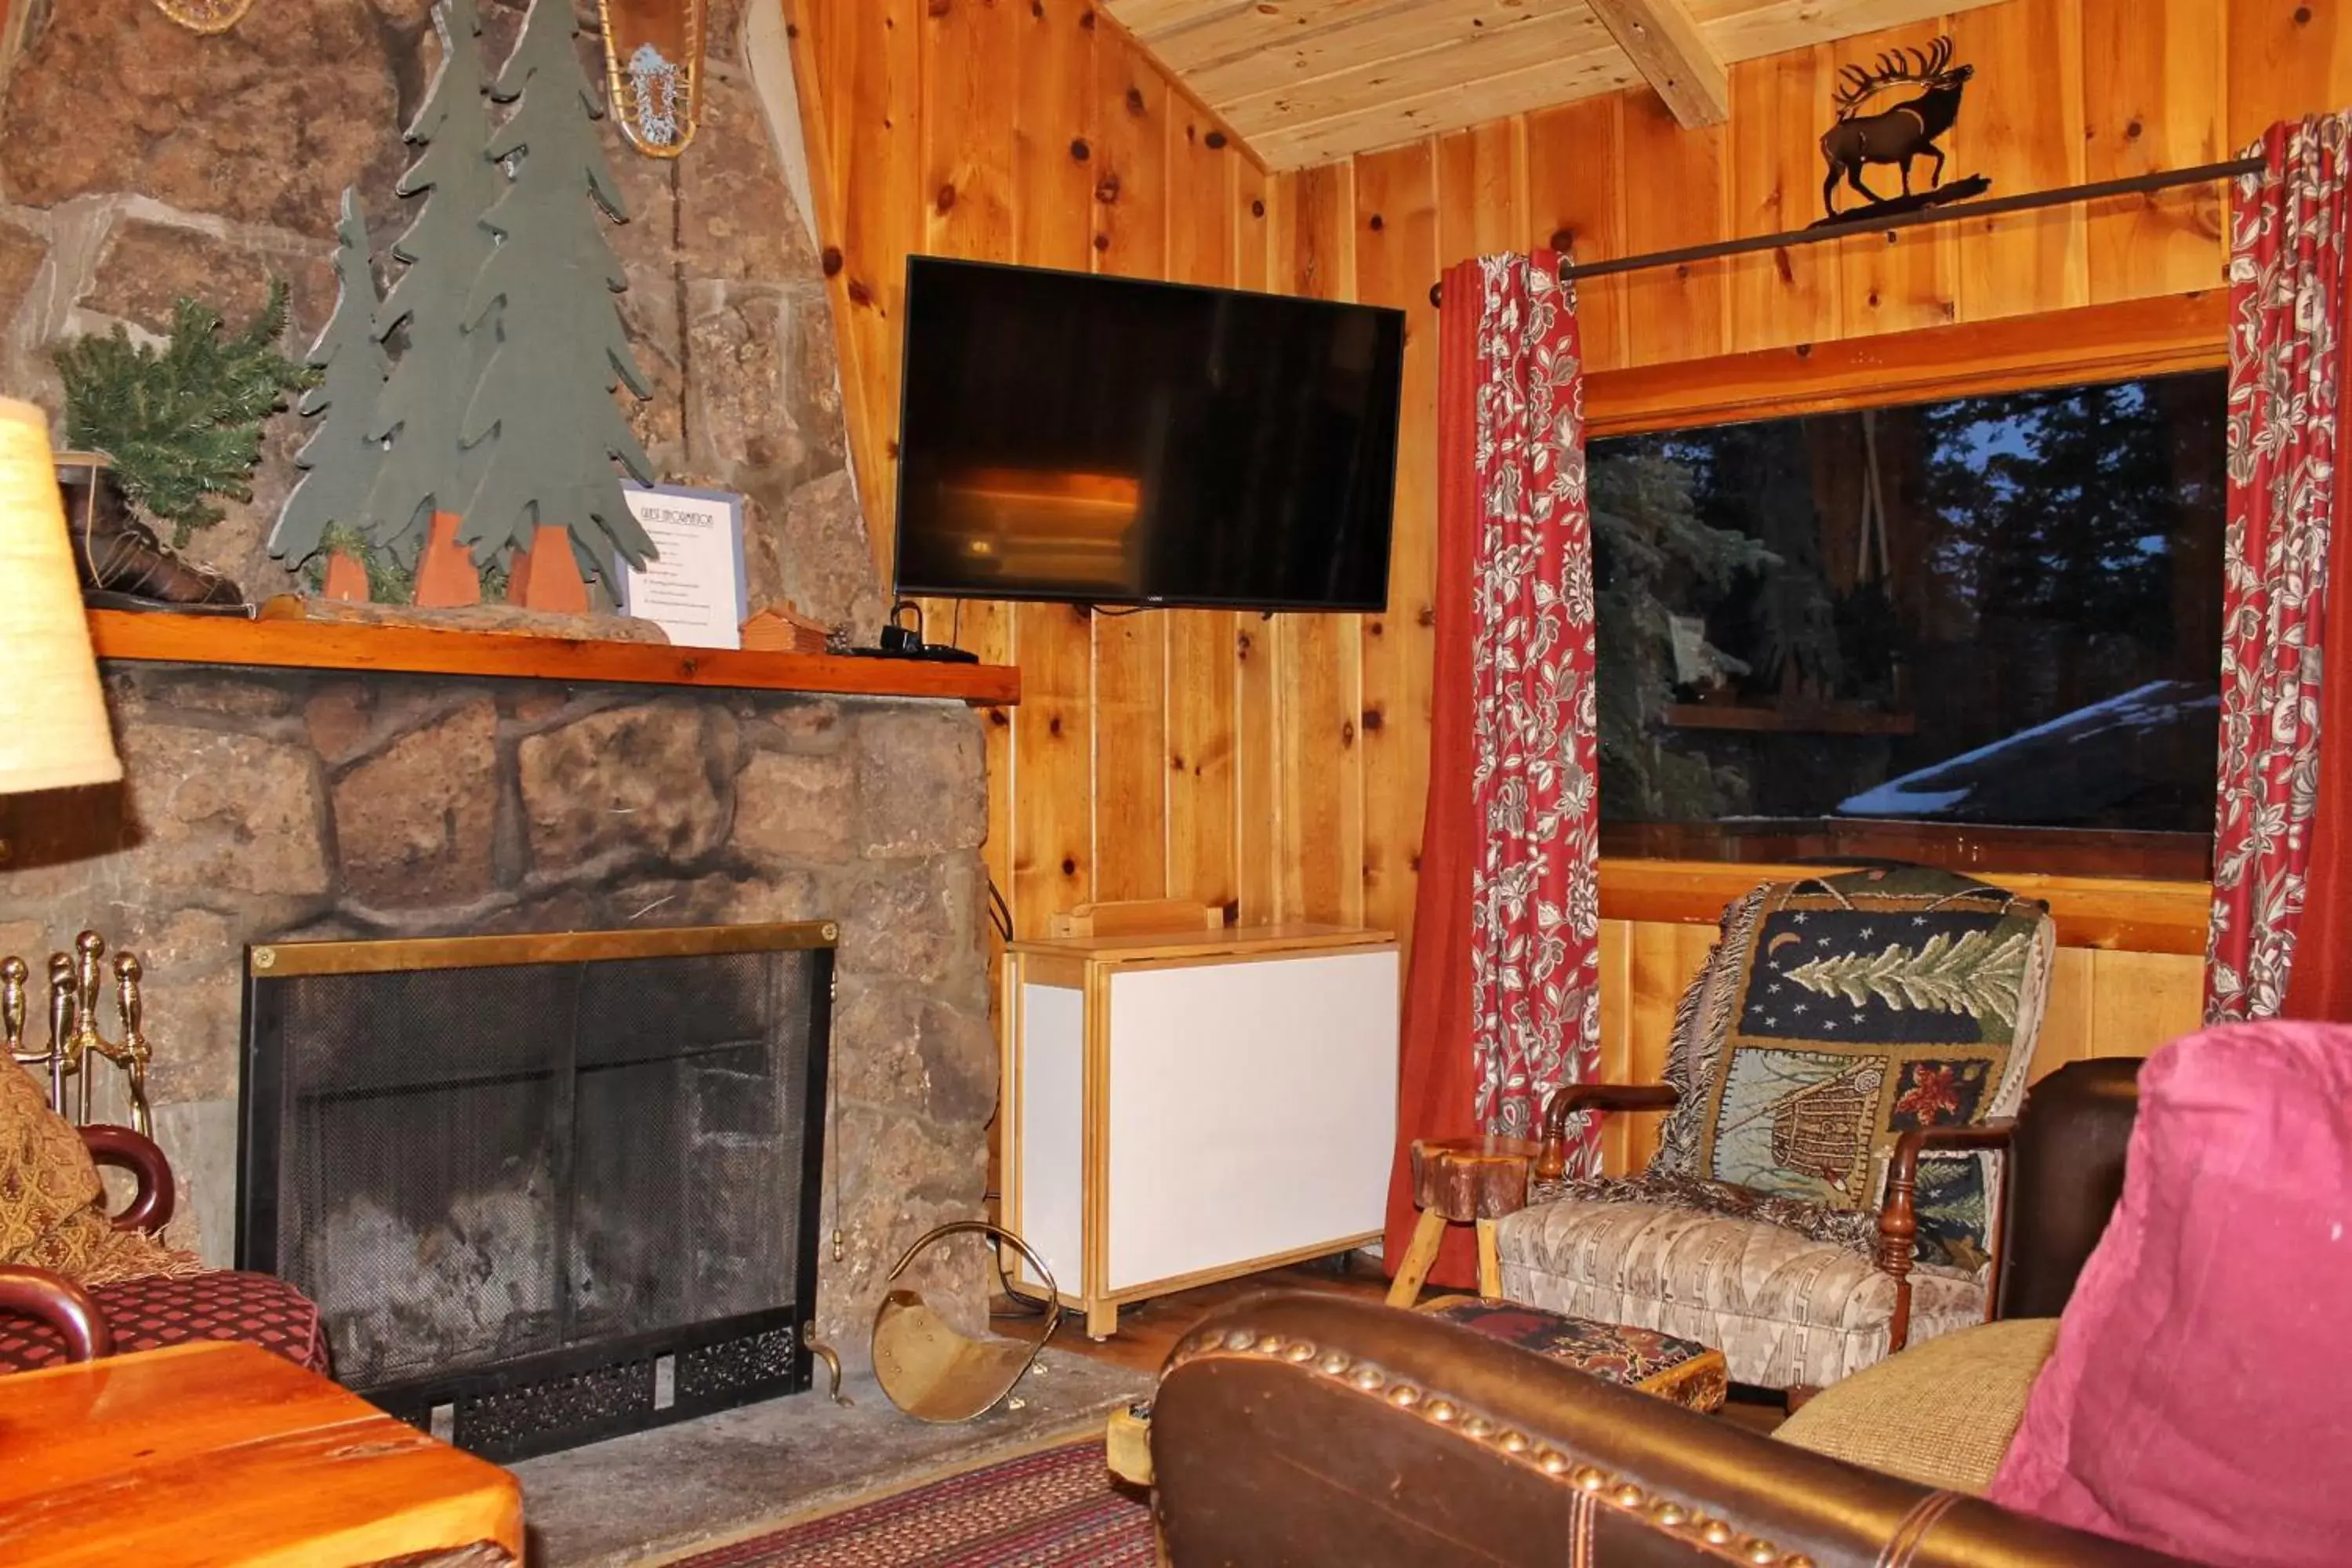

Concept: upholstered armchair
[[0, 1123, 327, 1375], [1501, 868, 2062, 1391], [1149, 1290, 2190, 1568]]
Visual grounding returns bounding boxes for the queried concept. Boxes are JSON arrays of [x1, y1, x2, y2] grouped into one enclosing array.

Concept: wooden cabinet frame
[[1000, 925, 1399, 1340]]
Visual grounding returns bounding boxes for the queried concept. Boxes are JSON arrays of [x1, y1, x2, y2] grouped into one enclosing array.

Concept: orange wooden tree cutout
[[505, 524, 590, 613], [412, 511, 481, 607], [321, 551, 370, 603]]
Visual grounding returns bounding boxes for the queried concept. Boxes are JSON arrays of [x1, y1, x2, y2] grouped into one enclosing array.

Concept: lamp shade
[[0, 396, 121, 793]]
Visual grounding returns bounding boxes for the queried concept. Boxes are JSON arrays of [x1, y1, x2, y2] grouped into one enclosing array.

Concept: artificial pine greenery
[[299, 522, 508, 602], [303, 524, 416, 602], [55, 281, 314, 545]]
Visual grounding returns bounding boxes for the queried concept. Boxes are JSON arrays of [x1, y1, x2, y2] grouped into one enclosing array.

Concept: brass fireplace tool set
[[1, 931, 154, 1135]]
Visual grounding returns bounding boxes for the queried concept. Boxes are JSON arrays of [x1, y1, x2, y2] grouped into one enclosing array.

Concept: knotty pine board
[[1827, 17, 1964, 339], [1948, 0, 2090, 321], [1164, 97, 1244, 921], [1352, 139, 1441, 955], [1087, 34, 1174, 906], [1725, 42, 1842, 353], [2081, 0, 2227, 305], [1524, 94, 1631, 370]]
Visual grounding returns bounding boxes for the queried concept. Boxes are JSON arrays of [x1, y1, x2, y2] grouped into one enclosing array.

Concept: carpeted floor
[[656, 1440, 1155, 1567]]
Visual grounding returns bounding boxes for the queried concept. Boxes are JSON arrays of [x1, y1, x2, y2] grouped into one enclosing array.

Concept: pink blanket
[[1989, 1020, 2352, 1565]]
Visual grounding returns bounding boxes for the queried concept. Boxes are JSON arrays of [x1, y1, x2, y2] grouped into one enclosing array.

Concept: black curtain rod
[[1428, 157, 2263, 307]]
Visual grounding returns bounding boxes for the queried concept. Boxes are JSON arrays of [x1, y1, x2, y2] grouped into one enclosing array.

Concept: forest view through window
[[1593, 369, 2226, 875]]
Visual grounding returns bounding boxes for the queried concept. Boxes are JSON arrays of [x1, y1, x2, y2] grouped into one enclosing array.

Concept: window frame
[[1581, 289, 2230, 886]]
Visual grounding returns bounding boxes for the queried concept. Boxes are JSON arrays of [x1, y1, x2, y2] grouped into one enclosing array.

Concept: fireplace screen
[[239, 925, 833, 1460]]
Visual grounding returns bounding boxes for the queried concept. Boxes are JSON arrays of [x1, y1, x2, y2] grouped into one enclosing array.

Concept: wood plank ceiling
[[1102, 0, 2013, 170]]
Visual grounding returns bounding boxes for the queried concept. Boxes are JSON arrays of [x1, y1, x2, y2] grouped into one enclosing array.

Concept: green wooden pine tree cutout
[[459, 0, 658, 578], [269, 189, 391, 566], [56, 281, 311, 546], [1784, 929, 2031, 1032], [365, 0, 503, 564]]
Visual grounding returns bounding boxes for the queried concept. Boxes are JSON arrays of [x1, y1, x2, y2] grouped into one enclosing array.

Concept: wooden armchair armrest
[[79, 1124, 175, 1234], [0, 1266, 113, 1362], [1876, 1120, 2016, 1352], [1535, 1083, 1681, 1182]]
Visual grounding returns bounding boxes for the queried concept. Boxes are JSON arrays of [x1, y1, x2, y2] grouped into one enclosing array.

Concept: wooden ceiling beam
[[1584, 0, 1730, 128]]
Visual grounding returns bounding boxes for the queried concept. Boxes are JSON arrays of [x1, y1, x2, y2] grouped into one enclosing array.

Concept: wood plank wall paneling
[[1316, 0, 2347, 384], [787, 0, 1279, 949], [1354, 142, 1440, 942], [1273, 162, 1370, 930], [1587, 860, 2209, 1175], [786, 0, 2350, 1044], [1588, 921, 2205, 1175]]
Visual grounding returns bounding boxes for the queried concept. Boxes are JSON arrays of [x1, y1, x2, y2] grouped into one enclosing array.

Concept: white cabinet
[[1001, 925, 1399, 1338]]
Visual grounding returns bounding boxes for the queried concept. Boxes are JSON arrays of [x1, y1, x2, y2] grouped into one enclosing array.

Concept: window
[[1592, 368, 2227, 878]]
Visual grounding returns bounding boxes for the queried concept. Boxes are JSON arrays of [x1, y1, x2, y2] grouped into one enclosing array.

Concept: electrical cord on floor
[[981, 870, 1042, 1319], [990, 1243, 1057, 1319]]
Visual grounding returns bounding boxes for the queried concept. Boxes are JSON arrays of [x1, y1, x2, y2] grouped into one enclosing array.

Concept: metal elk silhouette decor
[[1817, 36, 1990, 224]]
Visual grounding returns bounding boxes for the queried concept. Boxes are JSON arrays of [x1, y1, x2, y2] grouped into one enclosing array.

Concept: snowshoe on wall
[[601, 0, 704, 158]]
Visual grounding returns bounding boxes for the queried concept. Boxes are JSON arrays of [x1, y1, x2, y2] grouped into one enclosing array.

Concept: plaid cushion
[[0, 1270, 328, 1376]]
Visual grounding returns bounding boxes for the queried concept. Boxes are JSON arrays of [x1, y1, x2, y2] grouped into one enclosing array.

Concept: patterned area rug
[[663, 1440, 1155, 1567]]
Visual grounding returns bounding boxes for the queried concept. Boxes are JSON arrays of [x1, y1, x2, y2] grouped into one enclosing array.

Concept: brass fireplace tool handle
[[2, 931, 154, 1136], [804, 1321, 851, 1407]]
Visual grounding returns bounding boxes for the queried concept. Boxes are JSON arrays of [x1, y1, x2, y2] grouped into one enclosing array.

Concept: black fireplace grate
[[376, 1305, 805, 1462], [238, 925, 832, 1460]]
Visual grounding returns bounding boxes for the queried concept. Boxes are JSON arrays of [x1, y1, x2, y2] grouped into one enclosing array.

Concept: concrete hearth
[[512, 1350, 1152, 1567]]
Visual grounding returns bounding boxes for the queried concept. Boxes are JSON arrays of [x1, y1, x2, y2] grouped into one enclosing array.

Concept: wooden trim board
[[1584, 291, 2229, 439], [1599, 858, 2212, 956], [1093, 1232, 1385, 1309], [86, 611, 1022, 705], [1005, 923, 1397, 960]]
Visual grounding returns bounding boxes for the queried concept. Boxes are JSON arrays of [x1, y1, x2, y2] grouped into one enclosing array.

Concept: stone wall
[[0, 666, 994, 1362], [0, 0, 985, 1365], [0, 0, 882, 640]]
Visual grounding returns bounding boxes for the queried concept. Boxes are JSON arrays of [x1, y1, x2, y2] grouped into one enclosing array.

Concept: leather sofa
[[1150, 1058, 2154, 1566], [1150, 1290, 2187, 1566], [1981, 1056, 2139, 1319]]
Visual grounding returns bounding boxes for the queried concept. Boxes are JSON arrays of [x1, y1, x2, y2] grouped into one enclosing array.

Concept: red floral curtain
[[1384, 251, 1604, 1283], [2208, 114, 2352, 1023], [1465, 254, 1603, 1154]]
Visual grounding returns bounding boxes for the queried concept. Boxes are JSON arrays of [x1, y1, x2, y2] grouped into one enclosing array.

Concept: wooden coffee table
[[0, 1341, 522, 1566]]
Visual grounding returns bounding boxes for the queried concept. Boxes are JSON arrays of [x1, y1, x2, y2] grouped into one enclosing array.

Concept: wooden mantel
[[85, 610, 1022, 705]]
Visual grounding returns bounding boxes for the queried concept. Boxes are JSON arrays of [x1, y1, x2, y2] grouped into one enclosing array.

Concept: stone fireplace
[[0, 0, 996, 1374], [0, 665, 997, 1370]]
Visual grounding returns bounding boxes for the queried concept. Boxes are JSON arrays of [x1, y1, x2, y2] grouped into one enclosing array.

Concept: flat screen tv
[[892, 257, 1405, 612]]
